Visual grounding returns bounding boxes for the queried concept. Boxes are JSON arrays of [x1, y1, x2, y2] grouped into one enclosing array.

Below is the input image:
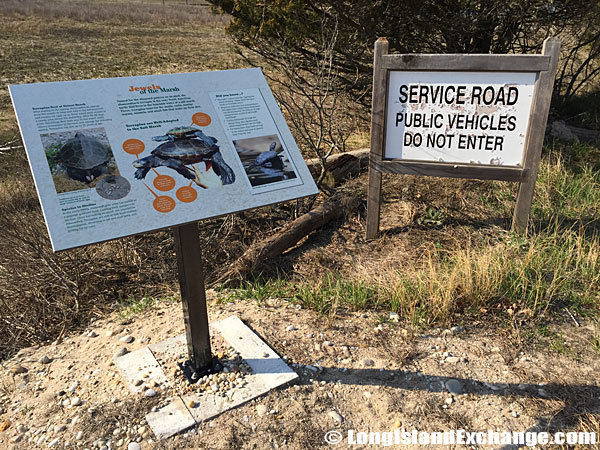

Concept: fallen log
[[304, 148, 370, 179], [218, 195, 360, 284], [549, 120, 600, 144]]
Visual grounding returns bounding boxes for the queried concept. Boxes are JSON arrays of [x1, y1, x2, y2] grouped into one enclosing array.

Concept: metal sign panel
[[384, 71, 537, 166], [10, 69, 318, 251]]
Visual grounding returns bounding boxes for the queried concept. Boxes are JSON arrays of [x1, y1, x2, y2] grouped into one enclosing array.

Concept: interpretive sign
[[10, 68, 318, 251], [366, 38, 560, 239]]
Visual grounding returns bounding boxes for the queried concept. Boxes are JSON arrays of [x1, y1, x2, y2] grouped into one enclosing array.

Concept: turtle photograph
[[233, 135, 298, 188], [132, 127, 236, 187], [42, 127, 121, 194]]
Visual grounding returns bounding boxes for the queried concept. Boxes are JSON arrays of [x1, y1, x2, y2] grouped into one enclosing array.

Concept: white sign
[[10, 69, 318, 251], [385, 71, 537, 166]]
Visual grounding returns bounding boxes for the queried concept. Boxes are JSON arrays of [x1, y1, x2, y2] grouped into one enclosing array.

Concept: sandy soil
[[0, 292, 598, 449]]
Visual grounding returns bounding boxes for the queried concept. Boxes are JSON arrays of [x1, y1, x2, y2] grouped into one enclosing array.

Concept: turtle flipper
[[134, 166, 151, 179], [211, 151, 235, 185], [162, 158, 195, 180]]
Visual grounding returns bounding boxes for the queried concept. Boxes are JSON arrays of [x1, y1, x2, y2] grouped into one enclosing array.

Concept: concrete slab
[[115, 315, 298, 439], [114, 346, 168, 393], [145, 397, 196, 440]]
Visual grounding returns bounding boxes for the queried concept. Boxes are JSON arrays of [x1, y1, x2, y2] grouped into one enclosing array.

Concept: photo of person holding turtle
[[132, 126, 236, 188], [233, 135, 298, 187]]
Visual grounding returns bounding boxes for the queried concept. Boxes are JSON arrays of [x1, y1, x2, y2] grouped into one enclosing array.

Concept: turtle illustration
[[152, 127, 218, 147], [57, 132, 111, 183], [252, 141, 283, 169], [132, 139, 235, 185]]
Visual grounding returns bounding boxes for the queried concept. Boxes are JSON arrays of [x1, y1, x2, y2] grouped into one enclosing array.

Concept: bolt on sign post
[[366, 38, 560, 239], [9, 69, 318, 379]]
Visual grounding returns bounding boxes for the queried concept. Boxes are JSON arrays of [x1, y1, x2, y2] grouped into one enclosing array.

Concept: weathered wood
[[512, 38, 561, 233], [382, 54, 551, 72], [173, 222, 212, 371], [366, 38, 389, 240], [371, 158, 528, 182], [304, 148, 370, 176], [219, 195, 359, 284]]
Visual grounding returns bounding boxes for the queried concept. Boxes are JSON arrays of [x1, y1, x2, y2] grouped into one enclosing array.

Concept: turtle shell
[[152, 139, 217, 164], [165, 126, 200, 139], [58, 133, 110, 169]]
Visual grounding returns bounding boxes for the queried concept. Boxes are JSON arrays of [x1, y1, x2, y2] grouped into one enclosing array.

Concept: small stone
[[389, 312, 400, 322], [87, 331, 98, 338], [262, 352, 269, 358], [512, 411, 520, 418], [127, 443, 141, 450], [70, 397, 82, 406], [17, 425, 27, 433], [48, 437, 60, 447], [54, 425, 67, 433], [256, 405, 268, 416], [0, 419, 11, 432], [120, 335, 134, 344], [394, 420, 402, 429], [114, 348, 129, 358], [328, 410, 343, 423], [361, 358, 374, 367], [445, 356, 460, 363], [105, 330, 114, 337], [323, 341, 333, 347], [187, 400, 196, 408], [39, 356, 52, 364], [76, 431, 84, 441], [10, 434, 24, 443], [144, 389, 157, 397], [445, 397, 454, 405], [133, 379, 143, 387], [363, 391, 372, 399], [451, 326, 464, 333], [286, 325, 296, 331], [445, 379, 463, 395], [9, 364, 27, 375]]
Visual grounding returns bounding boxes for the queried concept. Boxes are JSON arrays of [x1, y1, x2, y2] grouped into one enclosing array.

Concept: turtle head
[[132, 156, 155, 180]]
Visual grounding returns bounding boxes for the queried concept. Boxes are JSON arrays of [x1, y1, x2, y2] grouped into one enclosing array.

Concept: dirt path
[[1, 293, 598, 449]]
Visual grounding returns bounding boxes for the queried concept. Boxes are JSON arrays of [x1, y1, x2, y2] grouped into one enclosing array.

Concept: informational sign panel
[[10, 69, 318, 251], [385, 71, 536, 166]]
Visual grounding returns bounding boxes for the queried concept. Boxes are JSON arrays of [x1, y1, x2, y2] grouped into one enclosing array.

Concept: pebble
[[361, 358, 374, 367], [363, 391, 372, 399], [115, 348, 129, 358], [120, 335, 134, 344], [389, 312, 400, 322], [54, 424, 67, 433], [17, 425, 27, 433], [445, 379, 463, 394], [105, 330, 114, 337], [144, 389, 157, 397], [76, 431, 84, 441], [256, 405, 268, 416], [328, 410, 344, 423], [187, 400, 197, 408], [9, 365, 27, 374], [48, 437, 60, 447], [286, 325, 297, 331], [262, 352, 270, 358], [445, 356, 460, 363], [87, 331, 98, 338], [445, 397, 454, 405], [512, 411, 520, 418], [39, 356, 52, 364], [451, 326, 465, 333], [10, 434, 24, 443], [128, 443, 141, 450], [70, 397, 82, 406], [323, 341, 333, 347]]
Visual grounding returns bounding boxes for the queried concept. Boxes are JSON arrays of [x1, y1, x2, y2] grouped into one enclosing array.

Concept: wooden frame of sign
[[366, 37, 561, 239]]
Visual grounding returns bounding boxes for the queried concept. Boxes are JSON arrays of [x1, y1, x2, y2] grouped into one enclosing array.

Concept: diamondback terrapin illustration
[[57, 132, 111, 183], [152, 127, 218, 147], [133, 139, 235, 185]]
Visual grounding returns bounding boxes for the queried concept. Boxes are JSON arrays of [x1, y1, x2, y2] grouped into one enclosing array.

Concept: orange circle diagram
[[122, 139, 145, 156], [176, 186, 198, 203], [153, 196, 176, 213], [153, 175, 176, 192], [192, 112, 211, 127]]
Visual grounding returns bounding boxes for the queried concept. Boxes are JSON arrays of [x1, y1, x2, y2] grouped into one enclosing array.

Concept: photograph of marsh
[[0, 1, 599, 449]]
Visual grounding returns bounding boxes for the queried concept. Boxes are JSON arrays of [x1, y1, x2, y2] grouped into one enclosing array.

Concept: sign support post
[[366, 37, 560, 239], [173, 222, 220, 380]]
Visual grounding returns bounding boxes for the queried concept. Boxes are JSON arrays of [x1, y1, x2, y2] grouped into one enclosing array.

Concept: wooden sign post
[[366, 38, 560, 239], [173, 222, 221, 380]]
